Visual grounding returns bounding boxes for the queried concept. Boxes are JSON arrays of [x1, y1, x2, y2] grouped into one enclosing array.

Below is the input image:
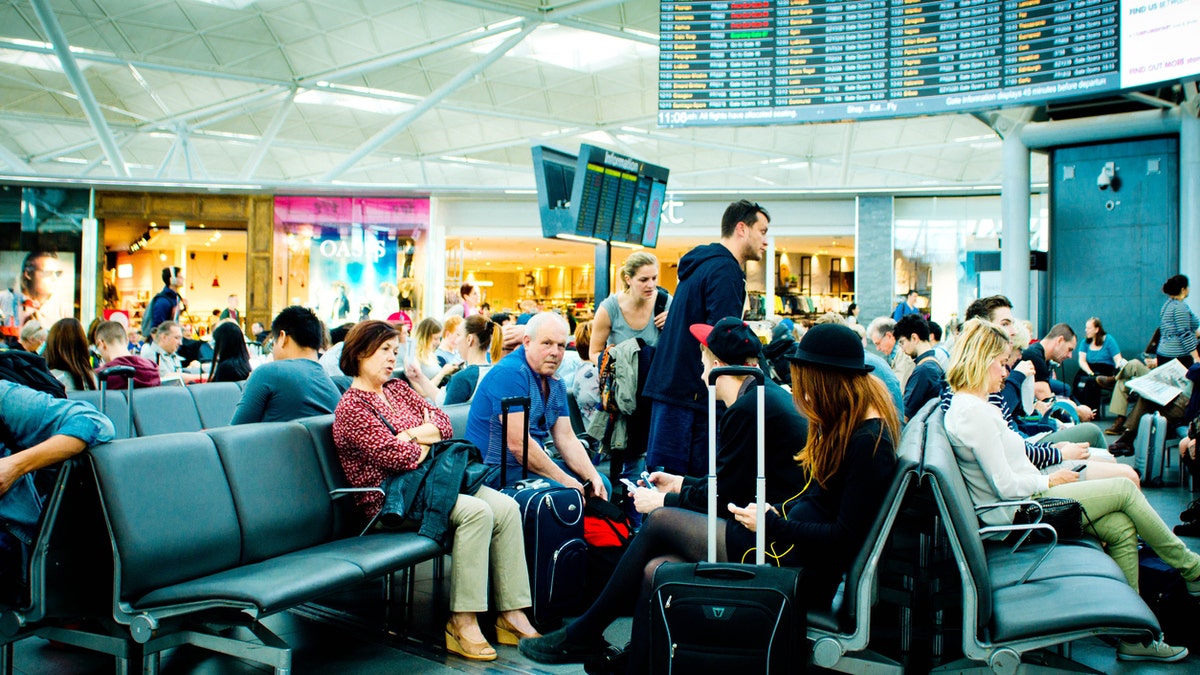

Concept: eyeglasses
[[36, 268, 64, 278]]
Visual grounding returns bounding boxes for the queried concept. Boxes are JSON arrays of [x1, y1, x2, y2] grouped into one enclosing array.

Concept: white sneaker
[[1117, 639, 1188, 662]]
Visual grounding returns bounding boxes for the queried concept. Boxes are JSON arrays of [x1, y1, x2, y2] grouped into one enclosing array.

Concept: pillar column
[[1001, 132, 1031, 319], [1181, 110, 1200, 315], [855, 196, 894, 321], [245, 196, 274, 330]]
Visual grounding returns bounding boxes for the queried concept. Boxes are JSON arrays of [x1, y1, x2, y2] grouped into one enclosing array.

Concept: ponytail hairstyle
[[489, 317, 506, 363], [463, 314, 497, 359]]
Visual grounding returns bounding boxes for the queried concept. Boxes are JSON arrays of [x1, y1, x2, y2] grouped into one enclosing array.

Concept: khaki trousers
[[1109, 360, 1151, 416], [1042, 477, 1200, 592], [448, 486, 532, 613]]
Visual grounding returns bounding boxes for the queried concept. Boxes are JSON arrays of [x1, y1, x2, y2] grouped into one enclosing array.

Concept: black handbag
[[1013, 497, 1087, 539]]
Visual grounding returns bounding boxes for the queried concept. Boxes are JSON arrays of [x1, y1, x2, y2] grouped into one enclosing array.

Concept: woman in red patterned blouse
[[333, 320, 539, 662]]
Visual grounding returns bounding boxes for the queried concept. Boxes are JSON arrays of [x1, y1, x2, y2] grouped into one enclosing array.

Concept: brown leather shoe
[[1096, 375, 1116, 390], [1109, 439, 1134, 457], [1105, 415, 1127, 435]]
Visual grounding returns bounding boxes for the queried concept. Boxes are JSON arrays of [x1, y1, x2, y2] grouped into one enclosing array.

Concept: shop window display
[[274, 197, 430, 323], [0, 187, 89, 341]]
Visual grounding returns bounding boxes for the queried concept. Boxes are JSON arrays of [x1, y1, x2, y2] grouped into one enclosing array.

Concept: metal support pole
[[593, 243, 611, 311], [1000, 132, 1031, 320], [1181, 109, 1200, 315]]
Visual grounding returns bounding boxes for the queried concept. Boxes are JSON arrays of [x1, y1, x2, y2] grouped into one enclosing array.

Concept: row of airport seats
[[809, 402, 1162, 674], [4, 397, 1163, 673], [67, 378, 478, 441]]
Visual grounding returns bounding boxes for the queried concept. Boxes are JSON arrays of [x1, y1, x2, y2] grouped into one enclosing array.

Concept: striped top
[[1157, 298, 1198, 358]]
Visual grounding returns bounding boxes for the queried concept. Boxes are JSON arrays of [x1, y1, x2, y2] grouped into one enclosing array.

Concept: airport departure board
[[658, 0, 1200, 126], [532, 144, 670, 248]]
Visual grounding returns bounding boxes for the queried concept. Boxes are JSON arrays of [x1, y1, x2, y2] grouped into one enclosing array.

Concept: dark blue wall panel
[[1049, 137, 1178, 382]]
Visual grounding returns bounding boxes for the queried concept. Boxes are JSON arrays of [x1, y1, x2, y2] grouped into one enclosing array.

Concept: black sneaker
[[1181, 498, 1200, 523], [1173, 521, 1200, 537], [518, 627, 608, 665]]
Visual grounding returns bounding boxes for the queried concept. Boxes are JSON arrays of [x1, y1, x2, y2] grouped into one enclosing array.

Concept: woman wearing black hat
[[519, 323, 900, 672]]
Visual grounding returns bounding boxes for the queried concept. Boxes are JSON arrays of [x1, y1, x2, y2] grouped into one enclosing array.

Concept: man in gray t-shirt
[[231, 306, 342, 425]]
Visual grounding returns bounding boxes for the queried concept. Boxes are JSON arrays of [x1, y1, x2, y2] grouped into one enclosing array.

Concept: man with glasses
[[894, 314, 943, 421], [231, 306, 341, 424], [867, 316, 914, 391], [19, 251, 70, 327], [643, 199, 770, 476]]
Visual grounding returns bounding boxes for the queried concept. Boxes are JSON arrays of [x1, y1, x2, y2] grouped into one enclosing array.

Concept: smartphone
[[1071, 464, 1086, 473], [640, 470, 653, 485], [620, 478, 638, 492]]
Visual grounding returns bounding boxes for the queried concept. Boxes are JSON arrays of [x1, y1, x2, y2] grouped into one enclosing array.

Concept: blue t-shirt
[[464, 346, 567, 476], [1085, 335, 1121, 367]]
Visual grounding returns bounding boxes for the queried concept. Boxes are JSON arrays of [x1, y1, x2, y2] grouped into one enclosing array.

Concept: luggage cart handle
[[708, 365, 764, 385]]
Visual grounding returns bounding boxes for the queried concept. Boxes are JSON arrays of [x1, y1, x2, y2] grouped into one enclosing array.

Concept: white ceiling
[[0, 0, 1051, 194]]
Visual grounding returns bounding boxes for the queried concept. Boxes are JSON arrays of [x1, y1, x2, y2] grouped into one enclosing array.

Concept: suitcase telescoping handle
[[96, 364, 137, 433], [499, 396, 532, 486], [706, 366, 767, 565]]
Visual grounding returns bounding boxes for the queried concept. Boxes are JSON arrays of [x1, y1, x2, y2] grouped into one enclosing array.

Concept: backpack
[[596, 345, 621, 414], [0, 350, 66, 400]]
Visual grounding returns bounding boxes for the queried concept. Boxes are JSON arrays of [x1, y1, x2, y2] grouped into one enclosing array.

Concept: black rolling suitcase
[[649, 366, 804, 674], [95, 364, 136, 438], [499, 395, 587, 627]]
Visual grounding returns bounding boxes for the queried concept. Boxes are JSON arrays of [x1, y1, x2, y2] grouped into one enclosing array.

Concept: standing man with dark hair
[[892, 289, 921, 322], [231, 306, 342, 424], [643, 199, 770, 476], [894, 314, 943, 421], [144, 266, 184, 337]]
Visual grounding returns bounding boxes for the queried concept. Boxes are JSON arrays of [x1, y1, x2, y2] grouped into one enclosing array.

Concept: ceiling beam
[[300, 19, 525, 85], [322, 22, 536, 182], [29, 0, 129, 177], [240, 91, 296, 180], [0, 143, 32, 173]]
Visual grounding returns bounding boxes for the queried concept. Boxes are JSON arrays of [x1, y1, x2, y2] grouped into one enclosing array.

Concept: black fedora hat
[[786, 324, 874, 374]]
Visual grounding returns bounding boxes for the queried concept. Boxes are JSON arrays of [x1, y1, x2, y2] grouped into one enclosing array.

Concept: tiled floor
[[12, 423, 1200, 674]]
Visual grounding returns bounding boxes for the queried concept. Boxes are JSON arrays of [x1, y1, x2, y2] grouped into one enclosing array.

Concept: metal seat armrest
[[978, 523, 1058, 584], [329, 487, 384, 536]]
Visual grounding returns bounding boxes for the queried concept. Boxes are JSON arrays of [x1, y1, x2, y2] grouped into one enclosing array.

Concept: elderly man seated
[[465, 312, 608, 501]]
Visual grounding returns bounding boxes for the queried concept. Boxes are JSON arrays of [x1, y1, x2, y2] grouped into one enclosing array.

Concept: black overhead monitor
[[531, 144, 670, 247], [657, 0, 1200, 127]]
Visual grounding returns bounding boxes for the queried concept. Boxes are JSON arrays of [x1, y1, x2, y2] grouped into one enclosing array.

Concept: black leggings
[[564, 507, 727, 672]]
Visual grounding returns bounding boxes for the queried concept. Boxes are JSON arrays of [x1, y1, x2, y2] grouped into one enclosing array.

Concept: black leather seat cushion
[[987, 541, 1128, 588], [989, 575, 1159, 643], [304, 532, 444, 578], [133, 550, 364, 614]]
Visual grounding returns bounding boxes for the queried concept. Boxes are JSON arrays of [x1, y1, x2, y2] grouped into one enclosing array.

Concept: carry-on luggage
[[1134, 412, 1174, 486], [499, 395, 587, 627], [648, 366, 804, 673], [1139, 545, 1200, 650], [95, 364, 136, 439]]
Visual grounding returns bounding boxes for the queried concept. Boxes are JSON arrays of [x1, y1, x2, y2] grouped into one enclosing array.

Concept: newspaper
[[1126, 359, 1190, 407]]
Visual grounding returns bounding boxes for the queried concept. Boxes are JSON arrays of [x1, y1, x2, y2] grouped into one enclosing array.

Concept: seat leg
[[0, 642, 12, 675]]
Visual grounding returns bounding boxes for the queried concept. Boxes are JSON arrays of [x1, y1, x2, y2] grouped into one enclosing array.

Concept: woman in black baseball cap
[[520, 322, 900, 672]]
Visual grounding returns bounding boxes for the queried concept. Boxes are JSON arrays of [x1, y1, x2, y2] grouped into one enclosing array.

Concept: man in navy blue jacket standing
[[643, 200, 770, 475]]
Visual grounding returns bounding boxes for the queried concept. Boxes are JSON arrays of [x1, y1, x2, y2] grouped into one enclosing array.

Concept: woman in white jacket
[[944, 318, 1200, 663]]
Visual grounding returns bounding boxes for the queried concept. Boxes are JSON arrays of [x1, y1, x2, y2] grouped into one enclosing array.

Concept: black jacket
[[643, 243, 746, 410], [378, 440, 483, 546], [665, 379, 808, 513]]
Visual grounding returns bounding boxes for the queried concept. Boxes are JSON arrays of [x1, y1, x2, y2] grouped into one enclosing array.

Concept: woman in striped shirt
[[1157, 274, 1199, 368]]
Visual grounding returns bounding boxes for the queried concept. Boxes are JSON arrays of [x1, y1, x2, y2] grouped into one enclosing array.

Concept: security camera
[[1097, 162, 1116, 191]]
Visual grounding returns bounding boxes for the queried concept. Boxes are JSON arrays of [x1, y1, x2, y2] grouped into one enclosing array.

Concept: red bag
[[583, 499, 630, 548]]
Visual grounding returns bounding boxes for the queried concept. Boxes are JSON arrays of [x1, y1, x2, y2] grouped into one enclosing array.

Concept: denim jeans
[[646, 400, 709, 477]]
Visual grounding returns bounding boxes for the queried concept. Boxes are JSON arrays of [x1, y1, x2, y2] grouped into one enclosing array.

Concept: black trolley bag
[[649, 366, 804, 674], [95, 364, 136, 438], [499, 395, 587, 627]]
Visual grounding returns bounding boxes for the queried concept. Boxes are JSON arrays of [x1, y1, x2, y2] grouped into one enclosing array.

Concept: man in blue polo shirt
[[466, 312, 608, 500]]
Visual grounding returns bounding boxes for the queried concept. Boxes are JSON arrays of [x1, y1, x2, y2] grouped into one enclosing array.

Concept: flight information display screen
[[658, 0, 1200, 126]]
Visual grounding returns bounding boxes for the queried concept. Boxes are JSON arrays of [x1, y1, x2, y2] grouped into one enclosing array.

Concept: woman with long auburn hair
[[519, 323, 899, 672], [44, 317, 97, 391]]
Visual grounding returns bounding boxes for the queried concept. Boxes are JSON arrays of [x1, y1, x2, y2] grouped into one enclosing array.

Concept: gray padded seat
[[921, 407, 1159, 655], [805, 401, 925, 667], [293, 415, 444, 572], [69, 390, 134, 439], [443, 403, 472, 438], [188, 382, 243, 429], [130, 386, 204, 436]]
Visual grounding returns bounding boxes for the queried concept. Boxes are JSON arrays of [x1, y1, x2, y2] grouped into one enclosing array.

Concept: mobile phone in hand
[[620, 478, 638, 492], [1071, 464, 1086, 472]]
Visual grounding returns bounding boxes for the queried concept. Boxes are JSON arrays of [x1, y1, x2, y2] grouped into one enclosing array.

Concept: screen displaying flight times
[[658, 0, 1200, 127]]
